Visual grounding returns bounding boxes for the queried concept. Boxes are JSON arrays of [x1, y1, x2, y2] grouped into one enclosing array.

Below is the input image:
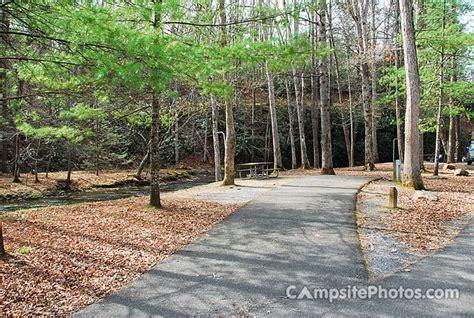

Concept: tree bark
[[292, 64, 310, 169], [135, 143, 150, 180], [399, 0, 424, 189], [265, 61, 283, 170], [310, 69, 321, 170], [447, 56, 456, 163], [328, 3, 350, 167], [149, 92, 161, 207], [211, 95, 222, 181], [66, 144, 72, 184], [285, 80, 298, 169], [394, 4, 404, 161], [349, 0, 374, 170], [219, 0, 236, 186], [455, 115, 460, 162], [433, 0, 446, 176], [318, 0, 334, 175], [174, 119, 179, 164], [149, 0, 163, 207], [370, 0, 379, 163], [1, 5, 9, 174], [346, 55, 355, 167]]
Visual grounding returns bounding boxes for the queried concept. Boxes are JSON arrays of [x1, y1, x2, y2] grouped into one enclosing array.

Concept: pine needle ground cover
[[0, 197, 240, 316]]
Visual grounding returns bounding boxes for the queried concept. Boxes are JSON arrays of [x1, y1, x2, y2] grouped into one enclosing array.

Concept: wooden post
[[389, 187, 398, 209], [0, 221, 4, 256]]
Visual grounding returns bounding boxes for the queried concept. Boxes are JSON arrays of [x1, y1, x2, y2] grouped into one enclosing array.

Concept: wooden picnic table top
[[237, 162, 273, 167]]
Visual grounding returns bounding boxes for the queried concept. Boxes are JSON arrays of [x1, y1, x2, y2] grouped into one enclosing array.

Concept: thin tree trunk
[[1, 6, 9, 175], [394, 22, 404, 161], [203, 114, 208, 163], [400, 0, 424, 189], [328, 4, 350, 167], [310, 70, 321, 170], [34, 138, 41, 183], [265, 62, 283, 170], [455, 115, 460, 162], [285, 80, 297, 169], [251, 86, 256, 162], [46, 149, 52, 178], [370, 0, 379, 163], [346, 56, 355, 167], [95, 119, 99, 176], [174, 119, 179, 164], [66, 145, 72, 184], [433, 0, 446, 176], [310, 9, 321, 170], [211, 95, 222, 181], [135, 143, 150, 180], [292, 65, 310, 169], [149, 92, 161, 207], [447, 56, 456, 163], [349, 0, 374, 170], [0, 221, 4, 256]]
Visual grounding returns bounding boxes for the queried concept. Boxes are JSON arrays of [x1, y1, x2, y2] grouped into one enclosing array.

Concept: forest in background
[[0, 0, 473, 203]]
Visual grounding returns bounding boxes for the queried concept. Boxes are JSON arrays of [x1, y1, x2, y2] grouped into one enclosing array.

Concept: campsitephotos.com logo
[[286, 285, 460, 302]]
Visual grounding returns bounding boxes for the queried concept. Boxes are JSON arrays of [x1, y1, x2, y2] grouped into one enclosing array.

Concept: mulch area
[[388, 175, 473, 251], [0, 197, 240, 316]]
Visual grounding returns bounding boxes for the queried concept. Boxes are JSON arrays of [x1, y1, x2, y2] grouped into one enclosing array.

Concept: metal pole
[[393, 138, 398, 181]]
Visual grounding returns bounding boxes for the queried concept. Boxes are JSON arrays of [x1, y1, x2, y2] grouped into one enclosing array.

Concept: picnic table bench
[[236, 162, 279, 179]]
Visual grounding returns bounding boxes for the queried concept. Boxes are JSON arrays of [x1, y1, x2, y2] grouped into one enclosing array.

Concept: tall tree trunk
[[414, 0, 425, 169], [394, 4, 404, 161], [310, 70, 321, 170], [349, 0, 374, 170], [310, 10, 321, 170], [251, 86, 256, 162], [1, 5, 8, 175], [265, 61, 283, 169], [203, 114, 208, 163], [149, 92, 161, 207], [318, 0, 334, 174], [211, 95, 222, 181], [149, 0, 163, 207], [346, 55, 355, 167], [433, 0, 446, 176], [370, 0, 379, 163], [455, 115, 461, 162], [447, 56, 456, 163], [219, 0, 236, 186], [285, 80, 298, 169], [399, 0, 424, 189], [292, 64, 310, 169], [12, 79, 22, 183], [328, 3, 350, 167]]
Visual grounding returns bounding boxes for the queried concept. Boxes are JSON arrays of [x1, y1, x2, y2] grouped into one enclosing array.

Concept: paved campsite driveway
[[78, 176, 474, 317]]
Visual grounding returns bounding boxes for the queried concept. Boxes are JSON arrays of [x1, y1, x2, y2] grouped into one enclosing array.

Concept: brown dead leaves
[[0, 197, 240, 316]]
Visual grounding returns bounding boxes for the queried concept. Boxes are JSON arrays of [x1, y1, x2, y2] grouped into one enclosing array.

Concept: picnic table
[[236, 162, 279, 179]]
